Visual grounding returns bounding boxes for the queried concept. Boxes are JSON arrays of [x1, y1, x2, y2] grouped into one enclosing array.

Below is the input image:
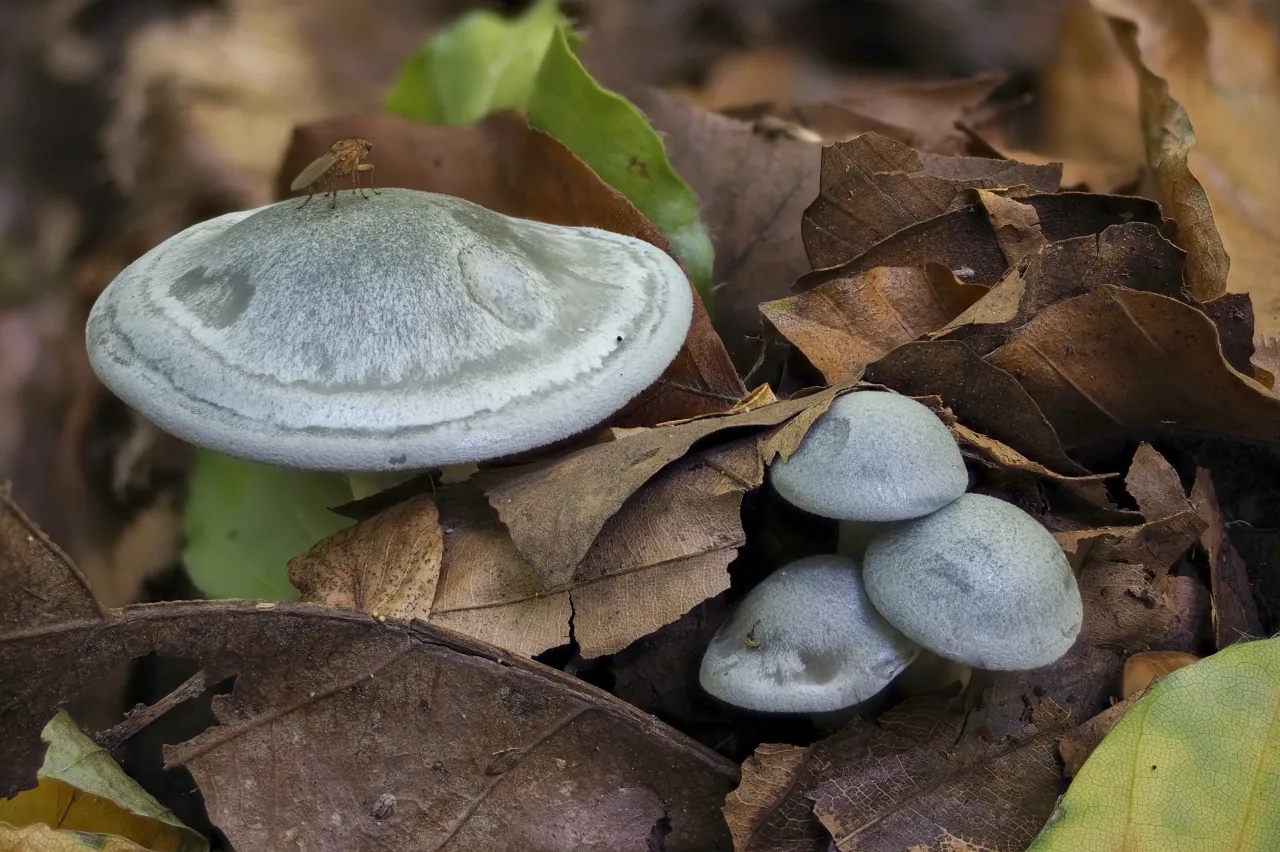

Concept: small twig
[[95, 670, 209, 751]]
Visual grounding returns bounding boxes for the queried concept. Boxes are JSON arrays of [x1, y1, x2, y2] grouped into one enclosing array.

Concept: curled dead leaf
[[988, 285, 1280, 448], [797, 193, 1164, 297], [801, 133, 1061, 269], [760, 266, 985, 384]]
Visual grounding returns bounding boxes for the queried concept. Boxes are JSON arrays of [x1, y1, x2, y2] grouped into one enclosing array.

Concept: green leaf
[[0, 710, 208, 851], [183, 449, 353, 600], [383, 5, 714, 301], [526, 28, 714, 298], [1028, 636, 1280, 851], [385, 0, 565, 126]]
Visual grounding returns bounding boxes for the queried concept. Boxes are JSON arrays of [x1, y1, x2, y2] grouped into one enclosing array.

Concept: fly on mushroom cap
[[86, 188, 693, 471]]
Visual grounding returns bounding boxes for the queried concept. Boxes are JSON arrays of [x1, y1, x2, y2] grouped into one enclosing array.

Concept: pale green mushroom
[[86, 188, 693, 487], [769, 390, 969, 557]]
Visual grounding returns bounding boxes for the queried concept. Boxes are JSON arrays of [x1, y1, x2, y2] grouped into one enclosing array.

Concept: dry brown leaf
[[294, 438, 762, 661], [289, 494, 443, 620], [796, 193, 1164, 296], [428, 489, 571, 656], [1055, 445, 1207, 650], [720, 697, 1071, 852], [866, 340, 1086, 474], [1058, 688, 1147, 777], [1041, 0, 1144, 167], [940, 222, 1187, 356], [993, 146, 1142, 194], [975, 189, 1049, 268], [821, 76, 1007, 152], [1090, 0, 1279, 323], [629, 88, 822, 371], [486, 384, 849, 591], [1199, 292, 1260, 377], [723, 743, 821, 852], [759, 266, 986, 384], [802, 134, 1061, 270], [810, 698, 1072, 852], [278, 111, 744, 426], [0, 492, 739, 851], [292, 488, 571, 659], [571, 440, 760, 658], [974, 641, 1127, 741], [1189, 468, 1264, 648], [1124, 442, 1190, 521], [1121, 649, 1200, 697], [987, 285, 1280, 448]]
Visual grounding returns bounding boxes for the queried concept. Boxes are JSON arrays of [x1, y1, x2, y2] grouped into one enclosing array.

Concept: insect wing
[[289, 151, 339, 191]]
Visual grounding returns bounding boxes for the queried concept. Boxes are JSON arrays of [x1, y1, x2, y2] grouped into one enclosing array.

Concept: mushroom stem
[[836, 520, 894, 560], [345, 463, 479, 500], [344, 471, 420, 500]]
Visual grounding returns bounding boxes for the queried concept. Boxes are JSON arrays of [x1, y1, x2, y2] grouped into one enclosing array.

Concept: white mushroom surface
[[864, 493, 1084, 670], [699, 555, 920, 713], [86, 188, 692, 471], [769, 391, 968, 523]]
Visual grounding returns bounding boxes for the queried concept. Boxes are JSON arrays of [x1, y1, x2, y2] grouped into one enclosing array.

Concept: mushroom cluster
[[87, 188, 694, 487], [700, 390, 1083, 714]]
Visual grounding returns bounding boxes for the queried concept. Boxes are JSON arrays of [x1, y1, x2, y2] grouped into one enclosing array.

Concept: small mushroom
[[86, 188, 693, 476], [863, 493, 1083, 671], [769, 391, 969, 556], [699, 554, 920, 713]]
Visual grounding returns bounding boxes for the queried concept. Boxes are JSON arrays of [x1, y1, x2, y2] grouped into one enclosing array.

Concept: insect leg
[[358, 163, 380, 196], [297, 187, 316, 209], [327, 172, 338, 209]]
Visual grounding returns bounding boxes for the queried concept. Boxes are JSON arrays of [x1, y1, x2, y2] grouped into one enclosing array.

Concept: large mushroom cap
[[699, 555, 920, 713], [86, 188, 692, 471], [769, 391, 968, 522], [863, 493, 1084, 670]]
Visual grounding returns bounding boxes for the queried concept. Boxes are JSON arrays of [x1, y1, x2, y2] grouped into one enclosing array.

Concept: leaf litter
[[9, 4, 1280, 850]]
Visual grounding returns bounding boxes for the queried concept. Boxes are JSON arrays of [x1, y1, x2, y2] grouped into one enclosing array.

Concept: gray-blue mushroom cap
[[699, 554, 920, 713], [769, 390, 968, 522], [864, 493, 1084, 670], [86, 188, 693, 471]]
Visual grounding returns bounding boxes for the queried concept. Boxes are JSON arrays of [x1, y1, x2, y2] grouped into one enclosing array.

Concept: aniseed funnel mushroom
[[863, 493, 1083, 671], [85, 188, 693, 476], [699, 555, 920, 713], [769, 391, 969, 556]]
